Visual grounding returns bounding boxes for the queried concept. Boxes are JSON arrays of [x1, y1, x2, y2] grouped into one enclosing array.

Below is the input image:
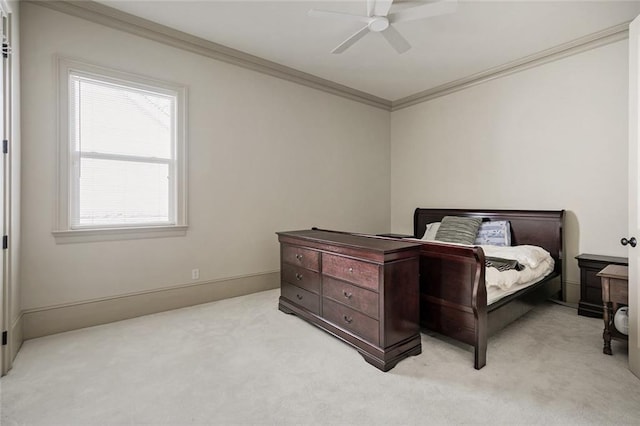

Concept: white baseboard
[[10, 313, 23, 361], [22, 271, 280, 340]]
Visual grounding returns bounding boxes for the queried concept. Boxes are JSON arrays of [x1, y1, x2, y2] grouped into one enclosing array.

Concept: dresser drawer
[[281, 281, 320, 315], [322, 253, 379, 292], [323, 298, 379, 345], [322, 276, 379, 319], [281, 263, 321, 294], [282, 245, 320, 271]]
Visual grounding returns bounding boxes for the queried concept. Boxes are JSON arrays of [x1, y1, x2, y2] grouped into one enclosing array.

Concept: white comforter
[[481, 245, 555, 290]]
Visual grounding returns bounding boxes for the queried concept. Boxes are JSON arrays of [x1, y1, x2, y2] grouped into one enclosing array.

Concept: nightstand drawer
[[282, 245, 320, 271], [323, 298, 379, 345], [281, 281, 320, 315], [583, 269, 602, 288], [322, 276, 379, 319], [281, 263, 320, 294], [322, 253, 379, 292], [584, 285, 602, 306]]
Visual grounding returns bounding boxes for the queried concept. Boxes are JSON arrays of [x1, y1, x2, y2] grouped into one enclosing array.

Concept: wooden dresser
[[277, 229, 422, 371]]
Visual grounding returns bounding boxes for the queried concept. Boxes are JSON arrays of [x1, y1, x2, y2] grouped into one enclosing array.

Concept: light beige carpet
[[1, 289, 638, 425]]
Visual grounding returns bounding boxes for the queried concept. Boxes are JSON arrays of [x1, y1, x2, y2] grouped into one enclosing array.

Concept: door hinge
[[1, 331, 7, 346], [2, 235, 7, 250], [2, 34, 10, 59], [2, 139, 7, 154]]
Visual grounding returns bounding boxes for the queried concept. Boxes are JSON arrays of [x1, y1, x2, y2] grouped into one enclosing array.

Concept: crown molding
[[30, 1, 392, 111], [30, 1, 630, 113], [391, 22, 630, 111]]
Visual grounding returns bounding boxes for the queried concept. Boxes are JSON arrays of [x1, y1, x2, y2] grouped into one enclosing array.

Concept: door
[[628, 14, 640, 379], [0, 6, 6, 376]]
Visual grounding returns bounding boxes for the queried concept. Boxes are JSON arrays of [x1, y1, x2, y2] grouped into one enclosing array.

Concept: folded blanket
[[480, 244, 550, 269], [482, 245, 555, 290], [485, 256, 525, 272]]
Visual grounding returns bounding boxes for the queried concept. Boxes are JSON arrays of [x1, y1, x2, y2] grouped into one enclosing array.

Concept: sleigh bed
[[408, 208, 564, 369]]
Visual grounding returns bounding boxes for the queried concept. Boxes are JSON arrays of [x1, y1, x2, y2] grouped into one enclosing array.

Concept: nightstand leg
[[603, 302, 613, 355], [603, 329, 612, 355]]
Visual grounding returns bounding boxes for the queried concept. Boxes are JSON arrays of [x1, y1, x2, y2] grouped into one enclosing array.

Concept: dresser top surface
[[277, 229, 420, 253]]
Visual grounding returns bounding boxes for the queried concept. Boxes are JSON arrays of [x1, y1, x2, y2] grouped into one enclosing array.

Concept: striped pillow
[[435, 216, 482, 245]]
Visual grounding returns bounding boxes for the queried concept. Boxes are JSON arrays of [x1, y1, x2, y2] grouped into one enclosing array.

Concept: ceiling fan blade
[[332, 25, 370, 54], [381, 25, 411, 54], [389, 0, 457, 24], [373, 0, 394, 17], [366, 0, 375, 17], [308, 9, 372, 24]]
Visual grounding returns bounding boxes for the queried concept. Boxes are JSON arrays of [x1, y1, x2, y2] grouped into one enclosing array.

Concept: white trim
[[391, 22, 630, 110], [32, 0, 391, 111], [52, 224, 188, 244], [21, 270, 280, 339], [32, 1, 632, 112], [9, 312, 22, 365], [55, 56, 188, 242], [0, 0, 9, 377]]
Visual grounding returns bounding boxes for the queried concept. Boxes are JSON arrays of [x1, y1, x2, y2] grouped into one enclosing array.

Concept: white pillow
[[421, 222, 440, 241]]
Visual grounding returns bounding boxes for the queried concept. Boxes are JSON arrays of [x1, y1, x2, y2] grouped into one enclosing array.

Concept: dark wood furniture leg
[[598, 265, 629, 356], [603, 301, 613, 355]]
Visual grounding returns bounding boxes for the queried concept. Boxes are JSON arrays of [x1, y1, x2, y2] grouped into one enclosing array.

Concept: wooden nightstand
[[576, 254, 628, 318], [598, 264, 629, 355]]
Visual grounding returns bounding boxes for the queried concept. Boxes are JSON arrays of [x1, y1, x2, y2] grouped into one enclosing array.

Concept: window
[[55, 58, 187, 243]]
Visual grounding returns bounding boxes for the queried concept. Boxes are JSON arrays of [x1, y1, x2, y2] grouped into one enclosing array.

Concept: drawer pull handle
[[296, 294, 303, 300], [295, 273, 303, 281], [343, 315, 353, 324], [343, 291, 353, 299], [348, 267, 354, 273], [296, 254, 303, 260]]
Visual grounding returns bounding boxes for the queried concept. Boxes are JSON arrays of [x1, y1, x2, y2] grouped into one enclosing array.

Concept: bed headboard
[[413, 208, 565, 275]]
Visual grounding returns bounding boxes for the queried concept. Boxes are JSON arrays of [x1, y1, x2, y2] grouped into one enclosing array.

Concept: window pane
[[73, 75, 173, 159], [77, 158, 170, 226]]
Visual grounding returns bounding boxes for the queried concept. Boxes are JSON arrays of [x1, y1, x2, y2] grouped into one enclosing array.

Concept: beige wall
[[20, 3, 391, 310], [390, 40, 629, 303]]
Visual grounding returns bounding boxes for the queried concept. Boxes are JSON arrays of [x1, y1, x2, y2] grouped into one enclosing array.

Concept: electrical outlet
[[191, 268, 199, 280]]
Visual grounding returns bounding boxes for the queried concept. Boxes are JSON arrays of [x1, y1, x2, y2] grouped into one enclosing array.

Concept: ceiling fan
[[308, 0, 457, 54]]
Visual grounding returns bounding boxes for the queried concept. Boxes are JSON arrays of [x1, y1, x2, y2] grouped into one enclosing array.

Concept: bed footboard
[[418, 243, 488, 369]]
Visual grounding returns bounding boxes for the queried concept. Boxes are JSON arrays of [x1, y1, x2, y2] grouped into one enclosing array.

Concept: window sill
[[52, 225, 188, 244]]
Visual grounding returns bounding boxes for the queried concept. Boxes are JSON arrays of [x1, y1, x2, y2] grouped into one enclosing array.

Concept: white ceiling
[[97, 0, 640, 101]]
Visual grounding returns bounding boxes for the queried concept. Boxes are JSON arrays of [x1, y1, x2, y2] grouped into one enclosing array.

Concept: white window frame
[[53, 57, 188, 243]]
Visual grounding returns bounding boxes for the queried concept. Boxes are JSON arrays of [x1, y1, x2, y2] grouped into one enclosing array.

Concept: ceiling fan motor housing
[[369, 16, 390, 32]]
